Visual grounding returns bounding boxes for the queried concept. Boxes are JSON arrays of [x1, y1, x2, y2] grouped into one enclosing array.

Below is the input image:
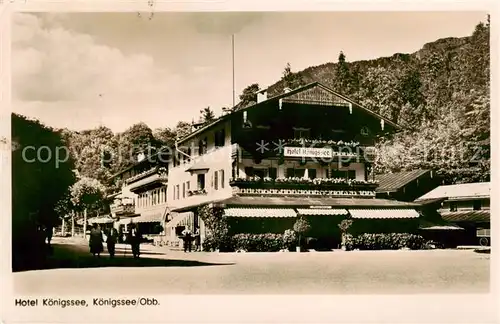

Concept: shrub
[[232, 233, 284, 252], [282, 229, 297, 250], [350, 233, 426, 250], [293, 217, 311, 247]]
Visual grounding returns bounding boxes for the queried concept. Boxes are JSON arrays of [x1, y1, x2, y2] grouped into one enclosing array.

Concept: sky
[[12, 11, 487, 133]]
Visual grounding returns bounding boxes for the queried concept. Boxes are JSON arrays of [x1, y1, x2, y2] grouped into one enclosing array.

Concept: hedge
[[344, 233, 426, 251]]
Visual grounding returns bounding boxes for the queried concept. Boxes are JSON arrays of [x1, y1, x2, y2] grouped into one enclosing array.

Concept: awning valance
[[296, 208, 348, 216], [224, 208, 297, 218], [349, 209, 420, 219]]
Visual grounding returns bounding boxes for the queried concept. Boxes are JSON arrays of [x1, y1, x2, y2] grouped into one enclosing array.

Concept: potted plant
[[293, 217, 311, 252], [338, 219, 353, 250]]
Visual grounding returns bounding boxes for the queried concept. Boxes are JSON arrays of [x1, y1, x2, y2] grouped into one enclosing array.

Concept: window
[[449, 202, 457, 212], [473, 200, 481, 211], [198, 140, 204, 155], [186, 181, 190, 191], [254, 169, 267, 179], [182, 183, 186, 198], [286, 168, 306, 178], [197, 174, 206, 190], [348, 170, 356, 180], [294, 169, 305, 178], [293, 128, 311, 139], [268, 167, 277, 179], [331, 170, 348, 179], [215, 129, 226, 148], [245, 167, 254, 178], [176, 185, 180, 200], [214, 171, 219, 190], [308, 169, 317, 179], [220, 170, 225, 188]]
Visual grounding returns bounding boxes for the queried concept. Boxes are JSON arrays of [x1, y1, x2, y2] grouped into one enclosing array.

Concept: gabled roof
[[375, 169, 431, 193], [177, 81, 401, 144], [416, 182, 490, 201]]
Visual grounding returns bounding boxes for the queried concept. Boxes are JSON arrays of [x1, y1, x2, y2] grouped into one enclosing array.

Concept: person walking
[[194, 226, 201, 252], [106, 226, 119, 258], [182, 227, 193, 252], [128, 223, 141, 259], [89, 223, 104, 258]]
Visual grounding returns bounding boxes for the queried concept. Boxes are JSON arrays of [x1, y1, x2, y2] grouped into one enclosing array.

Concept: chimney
[[137, 152, 145, 162], [283, 87, 292, 93], [256, 89, 268, 103]]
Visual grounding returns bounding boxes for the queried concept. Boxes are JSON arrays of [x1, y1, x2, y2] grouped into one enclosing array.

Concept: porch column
[[71, 211, 75, 237], [62, 218, 66, 236]]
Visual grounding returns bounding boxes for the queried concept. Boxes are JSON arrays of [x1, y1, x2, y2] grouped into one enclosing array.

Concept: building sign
[[284, 147, 333, 158]]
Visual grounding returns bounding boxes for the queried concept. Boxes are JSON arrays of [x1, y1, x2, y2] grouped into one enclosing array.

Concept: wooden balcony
[[229, 177, 378, 198], [232, 140, 376, 162]]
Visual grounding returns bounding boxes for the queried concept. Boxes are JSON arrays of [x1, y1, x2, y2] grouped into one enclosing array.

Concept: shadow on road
[[14, 243, 234, 272]]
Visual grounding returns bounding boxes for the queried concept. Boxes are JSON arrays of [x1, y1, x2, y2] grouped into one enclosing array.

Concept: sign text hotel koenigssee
[[284, 147, 333, 158]]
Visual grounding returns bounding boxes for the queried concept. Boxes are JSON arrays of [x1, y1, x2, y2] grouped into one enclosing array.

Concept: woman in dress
[[89, 223, 104, 257]]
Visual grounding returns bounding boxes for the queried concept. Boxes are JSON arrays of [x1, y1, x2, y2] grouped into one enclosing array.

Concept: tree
[[70, 176, 107, 234], [338, 219, 353, 250], [239, 83, 260, 107], [282, 62, 305, 90], [335, 51, 351, 94], [154, 127, 177, 147], [12, 113, 76, 270], [200, 107, 216, 125], [293, 217, 311, 251], [174, 121, 193, 140], [198, 205, 231, 251]]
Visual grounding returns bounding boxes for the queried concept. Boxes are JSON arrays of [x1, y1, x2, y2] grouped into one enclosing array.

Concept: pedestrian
[[194, 226, 201, 252], [182, 227, 192, 252], [89, 223, 104, 258], [106, 226, 119, 258], [128, 223, 141, 258], [45, 225, 53, 248]]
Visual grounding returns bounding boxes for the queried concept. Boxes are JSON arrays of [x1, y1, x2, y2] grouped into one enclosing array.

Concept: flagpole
[[232, 34, 235, 107]]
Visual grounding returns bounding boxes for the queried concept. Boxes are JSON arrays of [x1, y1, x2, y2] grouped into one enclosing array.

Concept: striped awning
[[349, 209, 420, 219], [440, 210, 490, 223], [117, 215, 140, 225], [296, 208, 348, 216], [224, 208, 297, 218], [132, 210, 165, 223], [166, 212, 195, 228]]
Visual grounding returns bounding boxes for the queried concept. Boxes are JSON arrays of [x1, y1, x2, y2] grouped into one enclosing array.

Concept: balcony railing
[[126, 166, 168, 185], [187, 189, 207, 197], [229, 177, 378, 198]]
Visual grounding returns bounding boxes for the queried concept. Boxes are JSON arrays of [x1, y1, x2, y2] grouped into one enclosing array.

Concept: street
[[13, 238, 490, 295]]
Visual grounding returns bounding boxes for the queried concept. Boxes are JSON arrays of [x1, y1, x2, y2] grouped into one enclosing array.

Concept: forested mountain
[[26, 19, 489, 186], [266, 19, 490, 184]]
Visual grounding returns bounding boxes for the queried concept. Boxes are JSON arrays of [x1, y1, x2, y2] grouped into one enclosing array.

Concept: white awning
[[117, 215, 140, 225], [349, 209, 420, 219], [224, 208, 297, 218], [296, 208, 348, 216], [132, 210, 165, 223], [166, 212, 195, 228]]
